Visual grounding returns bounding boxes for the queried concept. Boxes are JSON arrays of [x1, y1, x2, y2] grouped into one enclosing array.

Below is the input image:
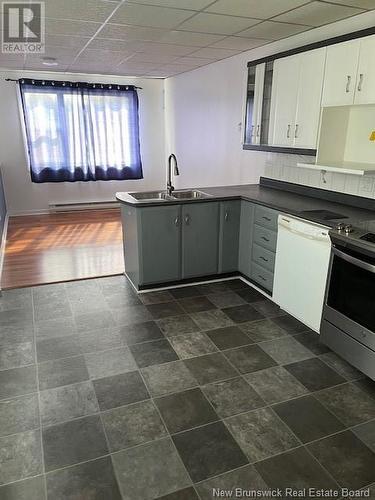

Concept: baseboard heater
[[49, 200, 120, 213]]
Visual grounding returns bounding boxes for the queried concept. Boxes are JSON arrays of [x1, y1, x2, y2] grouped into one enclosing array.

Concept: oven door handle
[[332, 246, 375, 273]]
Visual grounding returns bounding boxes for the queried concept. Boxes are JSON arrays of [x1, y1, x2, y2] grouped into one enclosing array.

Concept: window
[[19, 79, 143, 183]]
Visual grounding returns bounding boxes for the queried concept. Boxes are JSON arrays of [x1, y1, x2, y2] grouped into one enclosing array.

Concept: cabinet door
[[219, 200, 241, 273], [139, 206, 181, 285], [182, 202, 219, 279], [294, 48, 326, 149], [269, 55, 299, 146], [322, 40, 360, 106], [244, 65, 257, 145], [354, 35, 375, 105], [245, 64, 265, 145], [238, 201, 254, 278], [253, 63, 265, 145]]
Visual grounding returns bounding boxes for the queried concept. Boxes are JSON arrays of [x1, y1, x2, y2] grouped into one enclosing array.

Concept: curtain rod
[[5, 78, 142, 89]]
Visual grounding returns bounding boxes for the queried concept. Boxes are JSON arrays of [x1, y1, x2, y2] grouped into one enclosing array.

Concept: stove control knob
[[344, 224, 354, 234], [336, 223, 345, 231]]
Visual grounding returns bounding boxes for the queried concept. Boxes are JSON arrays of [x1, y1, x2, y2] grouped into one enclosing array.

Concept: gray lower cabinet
[[121, 199, 279, 293], [238, 201, 254, 278], [219, 200, 241, 273], [139, 205, 181, 285], [252, 243, 275, 272], [250, 205, 279, 294], [251, 262, 274, 291], [122, 202, 220, 289], [121, 205, 140, 287], [182, 202, 220, 279]]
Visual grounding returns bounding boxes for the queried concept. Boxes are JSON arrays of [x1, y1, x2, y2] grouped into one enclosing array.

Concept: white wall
[[165, 10, 375, 192], [0, 70, 166, 214]]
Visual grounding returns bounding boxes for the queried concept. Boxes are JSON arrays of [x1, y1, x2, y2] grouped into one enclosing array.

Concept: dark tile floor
[[0, 276, 374, 500]]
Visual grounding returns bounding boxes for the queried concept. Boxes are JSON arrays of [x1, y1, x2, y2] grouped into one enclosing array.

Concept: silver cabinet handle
[[174, 216, 180, 226], [294, 124, 299, 138], [260, 256, 268, 262], [345, 75, 351, 93], [256, 124, 260, 137], [261, 236, 270, 242], [262, 216, 271, 222], [250, 125, 255, 137], [184, 214, 190, 225], [258, 274, 267, 282], [357, 73, 364, 92], [287, 124, 291, 138], [224, 211, 229, 221]]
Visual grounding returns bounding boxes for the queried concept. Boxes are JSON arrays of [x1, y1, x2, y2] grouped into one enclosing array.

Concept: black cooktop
[[299, 209, 348, 220], [360, 233, 375, 243]]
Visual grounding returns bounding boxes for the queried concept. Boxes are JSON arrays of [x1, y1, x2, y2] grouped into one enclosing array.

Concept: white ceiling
[[0, 0, 373, 78]]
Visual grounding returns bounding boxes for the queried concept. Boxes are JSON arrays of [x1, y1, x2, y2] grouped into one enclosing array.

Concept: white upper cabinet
[[294, 48, 326, 149], [270, 47, 326, 149], [322, 40, 360, 106], [244, 32, 375, 152], [354, 35, 375, 105], [269, 55, 299, 147]]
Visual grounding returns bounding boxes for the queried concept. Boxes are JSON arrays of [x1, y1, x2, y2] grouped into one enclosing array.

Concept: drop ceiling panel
[[127, 53, 179, 64], [205, 0, 311, 19], [239, 20, 310, 40], [137, 42, 198, 56], [74, 49, 129, 65], [209, 36, 269, 50], [273, 1, 365, 27], [68, 62, 123, 74], [45, 35, 91, 50], [0, 0, 373, 78], [189, 46, 240, 59], [26, 46, 81, 62], [175, 56, 214, 65], [44, 19, 102, 37], [111, 4, 195, 28], [177, 12, 260, 35], [96, 24, 166, 41], [117, 61, 159, 72], [0, 54, 25, 69], [157, 30, 225, 46], [85, 38, 146, 52], [319, 0, 375, 9], [44, 0, 116, 22], [158, 62, 200, 72], [126, 0, 214, 10]]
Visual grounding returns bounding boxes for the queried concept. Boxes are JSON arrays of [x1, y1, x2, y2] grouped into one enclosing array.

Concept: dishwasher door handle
[[278, 217, 329, 242]]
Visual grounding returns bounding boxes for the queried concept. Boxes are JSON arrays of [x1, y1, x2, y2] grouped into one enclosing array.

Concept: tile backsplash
[[264, 153, 375, 200]]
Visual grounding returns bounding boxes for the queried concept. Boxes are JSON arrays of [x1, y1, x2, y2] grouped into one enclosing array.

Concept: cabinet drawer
[[253, 224, 277, 252], [252, 243, 275, 272], [251, 262, 274, 292], [254, 205, 278, 231]]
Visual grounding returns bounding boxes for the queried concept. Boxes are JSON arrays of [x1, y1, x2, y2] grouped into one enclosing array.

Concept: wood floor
[[1, 209, 124, 289]]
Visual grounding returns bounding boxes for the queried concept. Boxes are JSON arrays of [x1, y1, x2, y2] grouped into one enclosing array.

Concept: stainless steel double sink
[[129, 190, 212, 202]]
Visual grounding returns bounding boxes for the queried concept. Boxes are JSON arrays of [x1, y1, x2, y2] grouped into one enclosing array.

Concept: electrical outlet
[[359, 177, 374, 194]]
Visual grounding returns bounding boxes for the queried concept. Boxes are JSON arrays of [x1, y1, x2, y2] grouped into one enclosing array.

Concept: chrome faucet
[[167, 154, 179, 196]]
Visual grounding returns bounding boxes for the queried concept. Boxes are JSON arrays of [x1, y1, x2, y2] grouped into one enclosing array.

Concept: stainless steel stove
[[320, 220, 375, 381]]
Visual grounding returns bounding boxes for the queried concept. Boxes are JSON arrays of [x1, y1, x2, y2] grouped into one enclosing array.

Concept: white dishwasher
[[273, 214, 331, 333]]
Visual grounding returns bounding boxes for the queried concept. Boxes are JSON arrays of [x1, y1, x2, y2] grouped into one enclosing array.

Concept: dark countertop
[[116, 181, 375, 228]]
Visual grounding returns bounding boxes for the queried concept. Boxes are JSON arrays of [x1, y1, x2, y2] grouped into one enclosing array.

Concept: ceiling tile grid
[[0, 0, 372, 77]]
